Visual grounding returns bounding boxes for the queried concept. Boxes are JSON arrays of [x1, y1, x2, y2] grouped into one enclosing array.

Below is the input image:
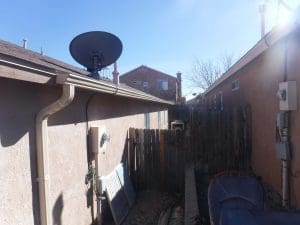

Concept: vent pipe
[[112, 62, 119, 85], [23, 39, 28, 49], [259, 4, 267, 38], [41, 47, 44, 56]]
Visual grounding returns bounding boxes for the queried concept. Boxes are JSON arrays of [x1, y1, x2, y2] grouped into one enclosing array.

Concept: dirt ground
[[103, 190, 183, 225], [123, 190, 182, 225]]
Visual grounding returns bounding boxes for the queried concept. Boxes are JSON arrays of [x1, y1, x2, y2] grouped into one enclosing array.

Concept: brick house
[[202, 23, 300, 208], [119, 65, 182, 102]]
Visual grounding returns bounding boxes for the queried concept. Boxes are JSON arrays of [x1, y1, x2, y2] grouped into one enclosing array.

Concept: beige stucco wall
[[87, 94, 168, 176], [205, 33, 300, 208], [0, 77, 168, 225]]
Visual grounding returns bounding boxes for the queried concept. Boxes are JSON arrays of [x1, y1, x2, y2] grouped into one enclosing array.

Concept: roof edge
[[58, 73, 175, 105], [120, 65, 177, 80], [0, 57, 174, 105], [204, 23, 296, 96]]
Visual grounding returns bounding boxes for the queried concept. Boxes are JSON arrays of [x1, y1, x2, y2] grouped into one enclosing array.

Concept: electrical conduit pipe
[[36, 84, 75, 225], [282, 40, 290, 209]]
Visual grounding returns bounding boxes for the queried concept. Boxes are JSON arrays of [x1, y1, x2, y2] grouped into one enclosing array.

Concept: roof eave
[[204, 23, 296, 96], [57, 73, 174, 105], [0, 57, 57, 84], [0, 55, 174, 105]]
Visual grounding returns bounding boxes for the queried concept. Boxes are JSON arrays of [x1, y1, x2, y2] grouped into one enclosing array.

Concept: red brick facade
[[120, 65, 180, 102], [203, 31, 300, 208]]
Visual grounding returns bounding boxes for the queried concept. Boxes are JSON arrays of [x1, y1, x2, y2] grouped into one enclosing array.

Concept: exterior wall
[[0, 77, 168, 225], [204, 34, 300, 208], [120, 66, 178, 101]]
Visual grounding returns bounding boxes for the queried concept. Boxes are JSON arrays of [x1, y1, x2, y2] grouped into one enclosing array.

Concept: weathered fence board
[[125, 105, 252, 192], [185, 106, 252, 175], [126, 128, 185, 192]]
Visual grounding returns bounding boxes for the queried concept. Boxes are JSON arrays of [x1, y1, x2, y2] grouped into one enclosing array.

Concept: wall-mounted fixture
[[276, 141, 291, 160], [276, 81, 297, 209], [91, 126, 110, 154], [171, 120, 184, 131], [277, 81, 297, 111], [100, 132, 110, 148], [276, 112, 291, 160]]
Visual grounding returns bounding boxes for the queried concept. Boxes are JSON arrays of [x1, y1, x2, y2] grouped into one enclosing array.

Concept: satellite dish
[[69, 31, 122, 79]]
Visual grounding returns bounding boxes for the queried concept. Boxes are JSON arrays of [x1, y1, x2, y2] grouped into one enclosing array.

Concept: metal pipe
[[112, 62, 119, 85], [281, 112, 290, 208], [282, 159, 290, 207], [23, 38, 28, 49], [281, 39, 290, 209], [281, 111, 290, 208], [36, 84, 75, 225]]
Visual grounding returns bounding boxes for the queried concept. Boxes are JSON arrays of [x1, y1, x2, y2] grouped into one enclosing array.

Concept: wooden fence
[[123, 106, 252, 192], [187, 106, 252, 174], [124, 128, 186, 193]]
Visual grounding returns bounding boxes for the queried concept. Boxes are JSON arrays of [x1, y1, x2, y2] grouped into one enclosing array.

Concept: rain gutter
[[0, 57, 174, 105], [57, 73, 174, 105], [36, 84, 75, 225]]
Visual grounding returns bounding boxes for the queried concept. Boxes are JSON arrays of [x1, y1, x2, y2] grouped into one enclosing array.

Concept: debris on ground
[[168, 206, 184, 225], [121, 190, 183, 225]]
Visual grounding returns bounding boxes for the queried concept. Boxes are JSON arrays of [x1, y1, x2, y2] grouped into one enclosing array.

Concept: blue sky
[[0, 0, 299, 98]]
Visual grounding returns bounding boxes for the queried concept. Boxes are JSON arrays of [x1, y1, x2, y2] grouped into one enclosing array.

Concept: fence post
[[159, 130, 165, 190]]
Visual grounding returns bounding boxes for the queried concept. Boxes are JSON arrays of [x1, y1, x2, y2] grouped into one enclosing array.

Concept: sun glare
[[277, 4, 293, 27], [265, 0, 300, 29]]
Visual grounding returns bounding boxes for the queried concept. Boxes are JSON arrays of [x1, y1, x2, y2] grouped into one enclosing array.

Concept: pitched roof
[[0, 39, 89, 75], [204, 23, 297, 95], [0, 40, 174, 105], [120, 65, 177, 81]]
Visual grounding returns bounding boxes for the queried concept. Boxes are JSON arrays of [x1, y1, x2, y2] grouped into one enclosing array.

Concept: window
[[144, 113, 150, 129], [158, 111, 161, 129], [232, 79, 240, 91], [143, 81, 149, 89], [157, 79, 168, 91], [132, 80, 142, 85]]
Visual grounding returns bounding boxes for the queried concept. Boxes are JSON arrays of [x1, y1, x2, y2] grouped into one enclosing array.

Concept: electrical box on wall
[[278, 81, 297, 111], [91, 126, 110, 154], [276, 142, 291, 160]]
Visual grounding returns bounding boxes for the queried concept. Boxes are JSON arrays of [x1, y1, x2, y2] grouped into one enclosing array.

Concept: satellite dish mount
[[69, 31, 123, 80], [89, 51, 103, 79]]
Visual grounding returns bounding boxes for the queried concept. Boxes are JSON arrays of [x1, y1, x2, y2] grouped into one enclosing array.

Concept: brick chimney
[[112, 62, 119, 85], [176, 72, 182, 103]]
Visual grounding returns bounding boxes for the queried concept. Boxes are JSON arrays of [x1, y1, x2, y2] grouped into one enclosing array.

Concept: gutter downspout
[[36, 84, 75, 225]]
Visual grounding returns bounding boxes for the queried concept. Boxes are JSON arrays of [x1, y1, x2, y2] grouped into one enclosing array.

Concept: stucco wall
[[205, 34, 300, 208], [0, 77, 168, 225]]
